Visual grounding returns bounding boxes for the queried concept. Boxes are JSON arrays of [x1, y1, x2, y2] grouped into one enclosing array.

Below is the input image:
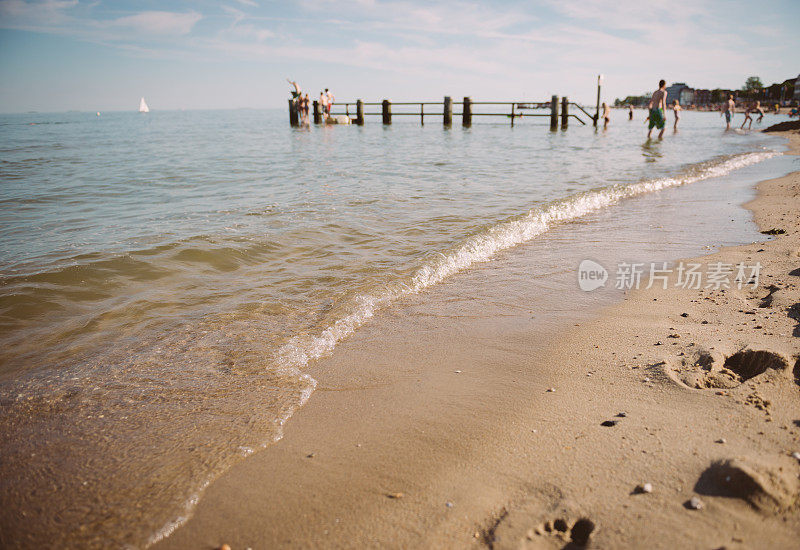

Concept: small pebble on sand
[[454, 370, 462, 373], [219, 545, 231, 550], [546, 388, 556, 393], [792, 451, 800, 461], [387, 492, 404, 499], [601, 420, 618, 427], [715, 438, 726, 444], [445, 501, 454, 508], [642, 483, 653, 493], [688, 496, 704, 510]]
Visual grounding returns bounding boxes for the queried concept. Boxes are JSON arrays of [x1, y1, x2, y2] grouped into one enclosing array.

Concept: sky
[[0, 0, 798, 113]]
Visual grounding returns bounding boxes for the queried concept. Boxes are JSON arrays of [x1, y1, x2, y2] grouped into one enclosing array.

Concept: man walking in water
[[647, 79, 667, 139], [721, 94, 735, 129]]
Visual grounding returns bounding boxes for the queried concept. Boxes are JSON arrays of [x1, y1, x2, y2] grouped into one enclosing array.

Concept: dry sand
[[157, 132, 800, 550]]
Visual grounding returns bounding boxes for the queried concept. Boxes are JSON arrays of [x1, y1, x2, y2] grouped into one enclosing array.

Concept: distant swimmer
[[601, 102, 610, 129], [671, 99, 681, 130], [721, 94, 735, 130], [628, 104, 634, 120], [647, 79, 667, 139]]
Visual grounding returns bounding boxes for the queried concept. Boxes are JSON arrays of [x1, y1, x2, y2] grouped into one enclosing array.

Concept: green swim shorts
[[648, 108, 665, 129]]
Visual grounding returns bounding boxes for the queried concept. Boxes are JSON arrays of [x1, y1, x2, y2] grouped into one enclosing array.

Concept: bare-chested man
[[721, 94, 735, 129], [647, 79, 667, 139]]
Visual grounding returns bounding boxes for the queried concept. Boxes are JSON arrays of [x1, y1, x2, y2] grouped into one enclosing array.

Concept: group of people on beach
[[288, 80, 334, 124], [638, 79, 768, 139]]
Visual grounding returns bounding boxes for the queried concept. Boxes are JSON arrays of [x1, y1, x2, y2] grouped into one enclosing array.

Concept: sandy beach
[[153, 130, 800, 550]]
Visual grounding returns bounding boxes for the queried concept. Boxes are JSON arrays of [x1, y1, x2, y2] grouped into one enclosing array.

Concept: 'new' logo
[[578, 259, 608, 291]]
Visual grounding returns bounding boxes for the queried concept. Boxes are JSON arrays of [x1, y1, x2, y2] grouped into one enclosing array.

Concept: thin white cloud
[[111, 11, 202, 36], [234, 0, 258, 6]]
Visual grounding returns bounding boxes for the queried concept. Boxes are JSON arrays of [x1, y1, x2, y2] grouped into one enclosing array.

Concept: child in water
[[601, 102, 610, 128], [672, 99, 681, 130]]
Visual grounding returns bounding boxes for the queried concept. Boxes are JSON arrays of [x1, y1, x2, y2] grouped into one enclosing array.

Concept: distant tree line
[[614, 76, 797, 106]]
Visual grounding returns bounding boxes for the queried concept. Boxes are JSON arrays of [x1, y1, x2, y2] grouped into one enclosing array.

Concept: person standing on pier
[[300, 93, 310, 124], [319, 91, 328, 119], [647, 79, 667, 139], [325, 88, 335, 116]]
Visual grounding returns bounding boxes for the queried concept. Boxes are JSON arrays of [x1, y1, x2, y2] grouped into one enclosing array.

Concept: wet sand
[[157, 132, 800, 549]]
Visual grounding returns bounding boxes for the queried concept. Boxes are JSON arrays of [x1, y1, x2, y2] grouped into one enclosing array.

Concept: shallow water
[[0, 108, 792, 547]]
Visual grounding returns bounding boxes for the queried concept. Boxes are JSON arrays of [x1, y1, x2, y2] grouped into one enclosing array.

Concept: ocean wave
[[275, 150, 777, 371]]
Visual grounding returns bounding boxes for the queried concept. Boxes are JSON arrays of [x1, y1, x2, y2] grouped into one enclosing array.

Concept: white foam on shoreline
[[275, 150, 777, 372]]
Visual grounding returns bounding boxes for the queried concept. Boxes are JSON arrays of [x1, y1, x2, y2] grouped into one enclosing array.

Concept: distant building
[[665, 82, 691, 105], [795, 74, 800, 100], [693, 89, 711, 105], [679, 88, 695, 105]]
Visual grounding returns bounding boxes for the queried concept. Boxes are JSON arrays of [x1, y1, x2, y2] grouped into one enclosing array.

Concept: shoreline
[[157, 133, 800, 549]]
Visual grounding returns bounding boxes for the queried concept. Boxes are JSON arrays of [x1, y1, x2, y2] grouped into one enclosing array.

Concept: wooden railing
[[289, 96, 589, 128]]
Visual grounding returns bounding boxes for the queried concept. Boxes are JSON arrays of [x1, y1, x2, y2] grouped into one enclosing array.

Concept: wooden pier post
[[550, 95, 559, 130], [356, 99, 364, 125], [382, 99, 392, 125], [443, 96, 452, 127], [462, 96, 472, 127], [288, 99, 299, 127], [312, 100, 321, 124], [510, 103, 515, 127], [594, 74, 602, 127], [420, 103, 424, 125], [561, 96, 569, 129]]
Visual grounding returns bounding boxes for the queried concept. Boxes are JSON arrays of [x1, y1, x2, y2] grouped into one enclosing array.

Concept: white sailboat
[[138, 97, 149, 113]]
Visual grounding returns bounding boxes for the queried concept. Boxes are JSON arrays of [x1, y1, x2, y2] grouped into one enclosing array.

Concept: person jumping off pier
[[287, 79, 301, 100]]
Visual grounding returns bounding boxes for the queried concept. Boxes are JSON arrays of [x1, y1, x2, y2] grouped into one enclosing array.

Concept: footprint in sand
[[523, 517, 595, 549], [664, 349, 789, 390], [694, 456, 799, 513]]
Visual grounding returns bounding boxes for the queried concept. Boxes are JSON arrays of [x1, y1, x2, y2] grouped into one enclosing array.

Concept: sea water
[[0, 108, 792, 547]]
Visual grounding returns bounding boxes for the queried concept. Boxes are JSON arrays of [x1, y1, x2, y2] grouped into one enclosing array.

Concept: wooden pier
[[289, 95, 597, 129], [289, 75, 606, 130]]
